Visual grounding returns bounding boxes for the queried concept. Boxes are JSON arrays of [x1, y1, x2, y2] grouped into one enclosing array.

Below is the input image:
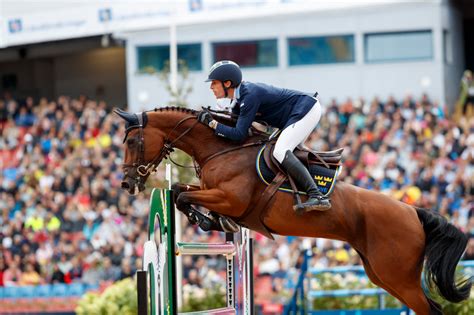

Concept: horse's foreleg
[[171, 183, 200, 199], [176, 188, 237, 216], [171, 185, 229, 232]]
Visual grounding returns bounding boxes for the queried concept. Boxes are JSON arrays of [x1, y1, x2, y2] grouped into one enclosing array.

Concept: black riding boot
[[280, 150, 331, 212]]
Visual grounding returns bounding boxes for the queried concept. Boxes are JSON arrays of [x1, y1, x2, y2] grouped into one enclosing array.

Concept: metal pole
[[169, 3, 178, 96], [169, 0, 180, 307]]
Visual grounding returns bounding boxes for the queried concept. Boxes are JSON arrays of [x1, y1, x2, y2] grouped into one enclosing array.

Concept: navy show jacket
[[215, 81, 317, 141]]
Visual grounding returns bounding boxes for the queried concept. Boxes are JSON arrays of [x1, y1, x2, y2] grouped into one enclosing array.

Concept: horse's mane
[[150, 106, 238, 126], [151, 106, 198, 115]]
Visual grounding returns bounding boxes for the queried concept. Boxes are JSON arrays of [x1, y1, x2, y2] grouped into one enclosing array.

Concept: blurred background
[[0, 0, 473, 314]]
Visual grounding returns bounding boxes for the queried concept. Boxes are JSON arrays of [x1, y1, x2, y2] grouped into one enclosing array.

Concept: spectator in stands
[[50, 262, 65, 284], [101, 257, 120, 282], [81, 253, 103, 286], [0, 256, 6, 287], [118, 258, 134, 280], [459, 70, 474, 116], [68, 257, 83, 283], [3, 261, 22, 286], [20, 262, 41, 285]]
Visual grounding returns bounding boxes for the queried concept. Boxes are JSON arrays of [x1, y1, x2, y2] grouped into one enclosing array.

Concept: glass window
[[212, 40, 278, 67], [288, 35, 355, 65], [137, 43, 202, 72], [365, 31, 433, 62]]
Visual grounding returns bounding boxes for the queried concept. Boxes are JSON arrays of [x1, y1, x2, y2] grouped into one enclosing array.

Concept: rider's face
[[210, 80, 225, 98], [210, 80, 233, 98]]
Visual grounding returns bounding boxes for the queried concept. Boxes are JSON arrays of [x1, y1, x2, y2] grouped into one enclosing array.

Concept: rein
[[200, 139, 270, 166], [124, 110, 270, 181]]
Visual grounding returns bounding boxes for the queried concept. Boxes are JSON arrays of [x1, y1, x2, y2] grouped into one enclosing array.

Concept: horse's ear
[[114, 108, 136, 124]]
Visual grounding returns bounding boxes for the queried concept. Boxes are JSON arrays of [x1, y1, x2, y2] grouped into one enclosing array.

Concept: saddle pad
[[256, 146, 340, 197]]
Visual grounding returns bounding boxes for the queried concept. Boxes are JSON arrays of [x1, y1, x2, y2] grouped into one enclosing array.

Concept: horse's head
[[115, 108, 200, 195], [115, 109, 167, 195]]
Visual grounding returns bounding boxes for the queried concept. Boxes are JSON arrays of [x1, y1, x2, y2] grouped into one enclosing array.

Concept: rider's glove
[[197, 111, 218, 129]]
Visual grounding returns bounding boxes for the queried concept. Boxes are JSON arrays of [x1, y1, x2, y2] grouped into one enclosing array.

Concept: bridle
[[122, 111, 199, 186]]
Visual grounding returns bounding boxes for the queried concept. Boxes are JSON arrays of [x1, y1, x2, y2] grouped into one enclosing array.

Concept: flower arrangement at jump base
[[310, 272, 402, 310], [75, 278, 137, 315], [309, 272, 474, 314]]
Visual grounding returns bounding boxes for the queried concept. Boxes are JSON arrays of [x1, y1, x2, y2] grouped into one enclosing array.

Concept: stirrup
[[219, 217, 240, 233], [293, 197, 331, 215]]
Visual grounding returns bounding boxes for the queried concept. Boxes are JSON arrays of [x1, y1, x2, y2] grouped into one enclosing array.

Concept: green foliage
[[429, 277, 474, 315], [180, 285, 226, 312], [75, 278, 137, 315], [440, 293, 474, 315]]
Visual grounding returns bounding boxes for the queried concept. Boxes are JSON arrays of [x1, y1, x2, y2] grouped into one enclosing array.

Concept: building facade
[[122, 0, 465, 112]]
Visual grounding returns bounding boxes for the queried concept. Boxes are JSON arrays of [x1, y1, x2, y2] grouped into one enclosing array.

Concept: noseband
[[123, 111, 199, 184]]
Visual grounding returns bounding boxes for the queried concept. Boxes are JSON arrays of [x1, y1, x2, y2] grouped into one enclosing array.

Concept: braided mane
[[150, 106, 237, 126], [151, 106, 198, 115]]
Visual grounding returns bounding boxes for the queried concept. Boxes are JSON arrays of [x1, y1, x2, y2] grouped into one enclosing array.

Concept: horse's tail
[[415, 207, 472, 303]]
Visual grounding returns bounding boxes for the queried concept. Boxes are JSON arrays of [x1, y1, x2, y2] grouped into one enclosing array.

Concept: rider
[[198, 60, 331, 212]]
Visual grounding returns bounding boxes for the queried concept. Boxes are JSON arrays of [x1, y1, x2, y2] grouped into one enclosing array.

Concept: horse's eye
[[127, 138, 136, 146]]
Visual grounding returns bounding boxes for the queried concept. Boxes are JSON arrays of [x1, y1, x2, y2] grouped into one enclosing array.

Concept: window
[[137, 43, 202, 72], [288, 35, 355, 66], [365, 30, 433, 62], [212, 39, 278, 67]]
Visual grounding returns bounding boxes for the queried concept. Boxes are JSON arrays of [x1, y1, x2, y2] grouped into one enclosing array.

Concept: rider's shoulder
[[241, 81, 272, 96]]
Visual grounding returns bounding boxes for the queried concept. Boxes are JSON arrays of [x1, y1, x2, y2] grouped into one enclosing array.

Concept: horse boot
[[218, 217, 240, 233], [182, 206, 224, 232], [207, 212, 240, 233], [280, 150, 331, 213]]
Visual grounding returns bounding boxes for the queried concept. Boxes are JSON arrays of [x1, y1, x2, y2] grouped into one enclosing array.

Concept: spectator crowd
[[0, 91, 472, 303]]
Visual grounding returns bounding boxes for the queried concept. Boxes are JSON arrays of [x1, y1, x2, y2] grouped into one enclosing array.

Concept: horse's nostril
[[121, 182, 130, 189]]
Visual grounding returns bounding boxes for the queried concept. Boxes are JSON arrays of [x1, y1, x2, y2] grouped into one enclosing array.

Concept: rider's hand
[[197, 111, 218, 129]]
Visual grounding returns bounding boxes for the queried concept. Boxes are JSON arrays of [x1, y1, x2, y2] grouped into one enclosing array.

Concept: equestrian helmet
[[206, 60, 242, 87]]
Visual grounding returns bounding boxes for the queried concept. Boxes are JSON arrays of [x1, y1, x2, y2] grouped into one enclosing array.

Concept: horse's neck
[[149, 110, 224, 165]]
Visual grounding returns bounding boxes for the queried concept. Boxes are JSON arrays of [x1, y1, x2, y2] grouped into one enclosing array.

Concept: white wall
[[124, 1, 457, 112]]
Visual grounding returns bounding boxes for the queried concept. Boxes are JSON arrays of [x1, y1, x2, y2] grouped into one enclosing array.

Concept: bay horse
[[116, 106, 471, 315]]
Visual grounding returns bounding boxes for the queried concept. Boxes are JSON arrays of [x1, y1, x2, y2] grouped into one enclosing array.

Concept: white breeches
[[273, 99, 322, 163]]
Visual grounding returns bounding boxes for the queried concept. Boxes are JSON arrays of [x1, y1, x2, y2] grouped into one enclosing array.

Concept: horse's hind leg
[[362, 252, 432, 315], [357, 253, 409, 308], [363, 261, 436, 314]]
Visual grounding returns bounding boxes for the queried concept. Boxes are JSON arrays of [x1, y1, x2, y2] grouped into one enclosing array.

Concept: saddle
[[260, 142, 343, 195], [236, 140, 343, 239]]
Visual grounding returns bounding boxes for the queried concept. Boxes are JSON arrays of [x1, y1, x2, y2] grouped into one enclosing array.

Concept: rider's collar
[[234, 83, 242, 100]]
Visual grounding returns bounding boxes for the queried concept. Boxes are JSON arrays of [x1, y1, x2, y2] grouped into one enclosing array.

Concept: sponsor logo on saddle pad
[[256, 146, 340, 197]]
